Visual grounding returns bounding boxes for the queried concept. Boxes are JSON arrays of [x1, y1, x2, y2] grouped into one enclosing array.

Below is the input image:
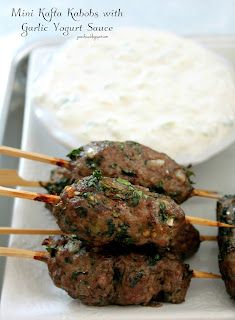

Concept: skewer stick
[[0, 146, 70, 168], [0, 247, 221, 279], [192, 188, 220, 200], [0, 186, 234, 228], [0, 170, 41, 187], [0, 227, 219, 241], [0, 186, 60, 204], [186, 215, 234, 228], [200, 235, 217, 241], [0, 247, 48, 260], [0, 146, 224, 202], [0, 227, 63, 235], [0, 227, 218, 242], [192, 270, 221, 279]]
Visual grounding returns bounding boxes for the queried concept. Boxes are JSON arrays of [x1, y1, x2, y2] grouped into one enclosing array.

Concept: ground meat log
[[217, 195, 235, 299], [44, 236, 192, 305], [44, 156, 200, 258], [53, 173, 186, 249], [45, 141, 193, 204]]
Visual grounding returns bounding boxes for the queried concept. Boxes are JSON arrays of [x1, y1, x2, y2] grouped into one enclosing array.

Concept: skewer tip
[[192, 270, 221, 279], [186, 215, 235, 228], [192, 188, 220, 200]]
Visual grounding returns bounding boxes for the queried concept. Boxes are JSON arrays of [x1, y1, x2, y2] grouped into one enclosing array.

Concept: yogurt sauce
[[33, 28, 235, 164]]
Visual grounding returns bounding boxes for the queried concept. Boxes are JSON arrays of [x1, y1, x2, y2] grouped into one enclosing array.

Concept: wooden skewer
[[192, 270, 221, 279], [185, 215, 234, 228], [191, 188, 220, 200], [0, 227, 63, 235], [0, 170, 41, 187], [0, 246, 221, 279], [0, 227, 218, 243], [0, 146, 223, 201], [0, 146, 70, 168], [0, 246, 48, 260], [0, 227, 218, 242], [200, 235, 217, 241], [0, 186, 234, 228], [0, 186, 60, 204]]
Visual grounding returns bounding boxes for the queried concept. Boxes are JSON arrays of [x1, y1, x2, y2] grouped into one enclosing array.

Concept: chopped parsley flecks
[[67, 147, 84, 160], [116, 177, 132, 186], [44, 177, 72, 195], [159, 201, 168, 223]]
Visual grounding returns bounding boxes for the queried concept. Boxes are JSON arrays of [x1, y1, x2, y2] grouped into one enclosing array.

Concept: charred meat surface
[[217, 195, 235, 299], [44, 236, 192, 305], [46, 141, 193, 204], [53, 172, 187, 249]]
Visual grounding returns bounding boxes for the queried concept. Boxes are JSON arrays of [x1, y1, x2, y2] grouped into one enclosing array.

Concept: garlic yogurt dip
[[33, 28, 235, 164]]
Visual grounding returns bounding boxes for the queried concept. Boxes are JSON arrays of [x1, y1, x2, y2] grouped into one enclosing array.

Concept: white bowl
[[32, 35, 235, 166]]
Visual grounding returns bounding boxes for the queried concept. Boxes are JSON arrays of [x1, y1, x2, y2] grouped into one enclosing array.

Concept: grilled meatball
[[45, 141, 193, 204], [53, 172, 187, 248], [217, 195, 235, 299], [44, 236, 192, 305]]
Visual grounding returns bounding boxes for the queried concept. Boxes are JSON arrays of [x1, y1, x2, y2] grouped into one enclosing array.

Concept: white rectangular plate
[[1, 36, 235, 319]]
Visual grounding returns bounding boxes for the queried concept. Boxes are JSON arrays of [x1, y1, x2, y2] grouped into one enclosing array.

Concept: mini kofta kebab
[[217, 195, 235, 299], [0, 173, 233, 251], [0, 236, 221, 306], [0, 141, 220, 204]]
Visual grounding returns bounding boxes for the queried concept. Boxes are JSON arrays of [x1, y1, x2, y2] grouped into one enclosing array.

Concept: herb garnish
[[159, 201, 168, 223], [67, 147, 84, 160], [86, 170, 102, 187], [116, 177, 132, 186], [43, 177, 72, 195]]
